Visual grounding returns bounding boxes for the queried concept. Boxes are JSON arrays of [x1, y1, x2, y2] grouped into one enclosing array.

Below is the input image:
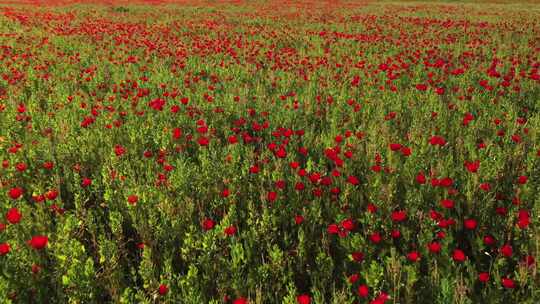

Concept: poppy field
[[0, 0, 539, 303]]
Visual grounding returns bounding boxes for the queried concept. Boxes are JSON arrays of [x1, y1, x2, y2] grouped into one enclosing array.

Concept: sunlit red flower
[[501, 277, 515, 289], [407, 251, 420, 262], [327, 224, 339, 235], [416, 172, 426, 184], [464, 160, 480, 173], [81, 178, 92, 187], [347, 175, 360, 185], [233, 297, 248, 304], [202, 218, 215, 231], [500, 244, 513, 258], [441, 199, 454, 209], [297, 294, 310, 304], [391, 210, 407, 222], [351, 251, 364, 262], [389, 143, 402, 151], [172, 128, 182, 140], [127, 195, 138, 205], [464, 219, 477, 230], [114, 145, 126, 156], [483, 235, 496, 246], [46, 190, 58, 200], [158, 284, 168, 295], [452, 249, 467, 262], [370, 232, 382, 244], [341, 218, 355, 231], [6, 207, 22, 224], [357, 284, 369, 297], [8, 187, 23, 200], [0, 243, 10, 256], [28, 235, 48, 250], [517, 175, 527, 184], [224, 225, 237, 236], [198, 137, 209, 146]]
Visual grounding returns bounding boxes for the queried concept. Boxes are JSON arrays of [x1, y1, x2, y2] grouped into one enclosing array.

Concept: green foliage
[[0, 1, 538, 304]]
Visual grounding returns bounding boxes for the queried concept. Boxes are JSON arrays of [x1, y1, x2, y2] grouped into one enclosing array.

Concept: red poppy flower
[[358, 284, 369, 297], [439, 177, 453, 187], [416, 172, 426, 184], [43, 161, 54, 170], [341, 218, 355, 231], [452, 249, 467, 262], [391, 210, 407, 222], [0, 243, 10, 256], [46, 190, 58, 200], [479, 183, 491, 191], [501, 277, 515, 289], [114, 145, 126, 156], [351, 251, 364, 262], [327, 224, 339, 234], [517, 209, 530, 229], [407, 251, 420, 262], [500, 244, 513, 257], [348, 273, 359, 284], [127, 195, 138, 205], [81, 178, 92, 187], [373, 292, 390, 304], [389, 143, 402, 151], [517, 175, 527, 184], [274, 180, 286, 189], [8, 187, 23, 200], [198, 137, 209, 146], [367, 204, 378, 213], [172, 128, 182, 140], [415, 83, 428, 91], [435, 87, 445, 95], [483, 235, 496, 246], [427, 242, 441, 254], [429, 136, 446, 146], [6, 207, 22, 224], [15, 162, 27, 172], [297, 294, 311, 304], [233, 297, 248, 304], [202, 218, 215, 231], [478, 272, 489, 283], [371, 165, 382, 172], [158, 284, 168, 295], [464, 219, 477, 230], [28, 235, 48, 250], [224, 225, 237, 236], [441, 199, 454, 209], [370, 232, 382, 244], [347, 175, 360, 185], [464, 160, 480, 173], [401, 146, 411, 156], [267, 191, 277, 202]]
